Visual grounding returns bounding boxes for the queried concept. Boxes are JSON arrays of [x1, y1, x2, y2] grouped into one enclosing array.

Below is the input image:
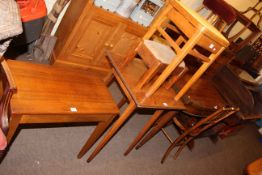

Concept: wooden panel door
[[54, 3, 147, 70], [95, 21, 147, 66], [61, 7, 119, 68]]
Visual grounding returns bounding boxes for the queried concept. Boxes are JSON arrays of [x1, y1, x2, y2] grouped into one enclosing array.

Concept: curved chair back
[[0, 58, 17, 160]]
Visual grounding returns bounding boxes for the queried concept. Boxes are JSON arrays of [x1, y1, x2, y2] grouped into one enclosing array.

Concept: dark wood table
[[86, 51, 186, 162], [5, 60, 119, 159], [212, 66, 262, 120]]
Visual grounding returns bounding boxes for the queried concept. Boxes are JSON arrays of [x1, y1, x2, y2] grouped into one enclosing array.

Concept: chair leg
[[136, 111, 176, 150], [124, 110, 164, 156], [164, 67, 188, 90], [6, 114, 22, 144], [173, 136, 194, 160], [161, 129, 191, 163]]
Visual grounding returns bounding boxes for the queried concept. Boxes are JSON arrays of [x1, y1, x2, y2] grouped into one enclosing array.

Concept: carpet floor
[[0, 83, 261, 175]]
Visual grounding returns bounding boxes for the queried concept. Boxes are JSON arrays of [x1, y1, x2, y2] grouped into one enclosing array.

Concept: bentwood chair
[[135, 107, 239, 163], [120, 0, 229, 101], [195, 0, 237, 32], [0, 0, 22, 159], [123, 70, 239, 157], [222, 4, 261, 53], [0, 58, 17, 160]]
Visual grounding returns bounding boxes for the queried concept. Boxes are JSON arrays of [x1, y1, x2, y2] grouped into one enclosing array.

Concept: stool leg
[[120, 43, 141, 69], [174, 48, 224, 101], [136, 111, 176, 149], [124, 110, 164, 156], [136, 62, 162, 89], [146, 28, 204, 98], [103, 72, 114, 86], [117, 97, 127, 108]]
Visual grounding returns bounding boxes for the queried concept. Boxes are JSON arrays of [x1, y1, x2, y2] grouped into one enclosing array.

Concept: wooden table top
[[177, 73, 227, 114], [7, 60, 119, 115], [170, 0, 229, 47], [106, 51, 185, 110]]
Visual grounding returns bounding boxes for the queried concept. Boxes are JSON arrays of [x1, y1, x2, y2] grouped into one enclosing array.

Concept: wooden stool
[[121, 0, 229, 101]]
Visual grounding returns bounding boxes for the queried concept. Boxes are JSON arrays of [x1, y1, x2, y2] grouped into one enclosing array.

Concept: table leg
[[87, 101, 136, 162], [136, 111, 176, 150], [124, 110, 164, 156], [77, 115, 115, 159]]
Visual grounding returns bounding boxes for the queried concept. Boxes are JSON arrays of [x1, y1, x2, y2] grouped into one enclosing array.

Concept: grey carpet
[[0, 83, 261, 175]]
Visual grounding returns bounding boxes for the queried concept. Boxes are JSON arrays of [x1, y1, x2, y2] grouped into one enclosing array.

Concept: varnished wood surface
[[107, 51, 185, 110], [3, 59, 119, 160], [86, 51, 185, 162], [246, 158, 262, 175], [6, 59, 120, 120], [212, 66, 262, 120], [54, 1, 147, 70], [176, 73, 227, 113], [170, 0, 229, 47], [8, 60, 118, 115]]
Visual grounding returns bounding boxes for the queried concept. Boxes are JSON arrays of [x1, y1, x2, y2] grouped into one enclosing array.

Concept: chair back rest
[[196, 0, 236, 32], [0, 58, 16, 159], [184, 107, 239, 137]]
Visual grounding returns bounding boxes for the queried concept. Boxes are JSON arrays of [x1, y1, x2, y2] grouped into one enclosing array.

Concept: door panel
[[111, 32, 141, 57], [70, 18, 116, 64]]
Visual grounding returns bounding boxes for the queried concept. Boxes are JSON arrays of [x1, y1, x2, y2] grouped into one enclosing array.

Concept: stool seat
[[144, 40, 175, 64], [144, 40, 186, 68]]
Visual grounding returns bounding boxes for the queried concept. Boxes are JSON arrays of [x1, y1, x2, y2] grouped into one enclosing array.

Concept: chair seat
[[144, 40, 185, 68]]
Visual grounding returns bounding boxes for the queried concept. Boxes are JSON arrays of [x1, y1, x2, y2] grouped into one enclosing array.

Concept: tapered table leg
[[77, 115, 115, 159], [136, 111, 176, 149], [87, 101, 136, 162], [124, 110, 164, 156]]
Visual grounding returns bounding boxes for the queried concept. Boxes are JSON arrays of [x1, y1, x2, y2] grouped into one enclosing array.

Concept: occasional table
[[4, 60, 119, 159]]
